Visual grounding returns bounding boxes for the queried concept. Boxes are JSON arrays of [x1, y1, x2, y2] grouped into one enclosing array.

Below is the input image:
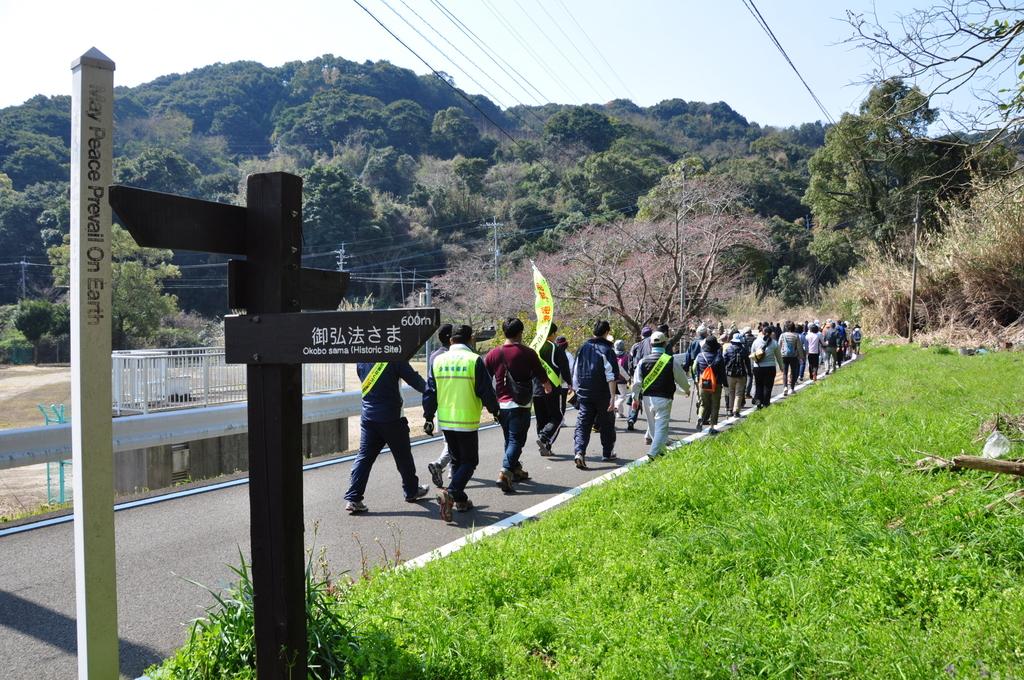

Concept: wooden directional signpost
[[110, 173, 439, 679]]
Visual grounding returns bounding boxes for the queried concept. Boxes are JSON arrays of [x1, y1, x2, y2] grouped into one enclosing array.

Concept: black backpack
[[725, 346, 747, 377], [499, 347, 533, 406]]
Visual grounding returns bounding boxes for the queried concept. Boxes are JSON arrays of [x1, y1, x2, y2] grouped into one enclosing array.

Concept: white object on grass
[[982, 431, 1011, 459]]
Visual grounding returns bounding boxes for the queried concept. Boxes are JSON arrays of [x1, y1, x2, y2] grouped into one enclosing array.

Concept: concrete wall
[[114, 445, 173, 494], [114, 417, 349, 495]]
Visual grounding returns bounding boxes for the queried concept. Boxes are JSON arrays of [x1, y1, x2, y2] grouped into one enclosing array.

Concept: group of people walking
[[342, 315, 861, 522]]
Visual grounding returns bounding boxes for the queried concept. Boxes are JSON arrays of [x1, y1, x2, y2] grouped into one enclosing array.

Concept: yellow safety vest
[[434, 347, 484, 432]]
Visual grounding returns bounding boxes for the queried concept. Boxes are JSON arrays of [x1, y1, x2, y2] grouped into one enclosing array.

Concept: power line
[[531, 0, 618, 101], [350, 0, 521, 147], [430, 0, 551, 107], [480, 0, 583, 102], [378, 0, 511, 110], [376, 0, 559, 142], [739, 0, 836, 125], [553, 0, 636, 101], [509, 0, 606, 101], [393, 0, 548, 132], [433, 1, 657, 202], [353, 0, 632, 232]]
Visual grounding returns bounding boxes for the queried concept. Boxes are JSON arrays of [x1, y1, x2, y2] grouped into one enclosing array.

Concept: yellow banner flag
[[529, 262, 554, 353]]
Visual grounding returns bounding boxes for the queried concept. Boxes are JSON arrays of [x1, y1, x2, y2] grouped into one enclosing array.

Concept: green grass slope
[[157, 345, 1024, 679]]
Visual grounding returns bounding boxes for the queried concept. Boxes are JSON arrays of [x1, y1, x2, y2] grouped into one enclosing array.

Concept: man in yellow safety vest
[[631, 330, 690, 459], [423, 324, 500, 521]]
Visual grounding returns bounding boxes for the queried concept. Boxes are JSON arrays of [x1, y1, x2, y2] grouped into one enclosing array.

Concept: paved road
[[0, 380, 788, 679]]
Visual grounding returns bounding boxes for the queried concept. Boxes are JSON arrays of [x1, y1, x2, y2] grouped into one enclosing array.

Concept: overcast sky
[[0, 0, 996, 127]]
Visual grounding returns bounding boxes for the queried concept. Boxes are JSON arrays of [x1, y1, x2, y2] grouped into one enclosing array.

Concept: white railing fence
[[111, 347, 348, 415]]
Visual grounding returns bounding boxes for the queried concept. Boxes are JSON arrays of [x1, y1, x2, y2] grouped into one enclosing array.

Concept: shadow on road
[[448, 505, 514, 527], [0, 589, 165, 677]]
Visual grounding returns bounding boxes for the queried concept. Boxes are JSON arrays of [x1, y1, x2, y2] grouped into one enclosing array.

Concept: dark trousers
[[442, 429, 479, 503], [344, 417, 418, 502], [807, 353, 820, 379], [782, 356, 800, 390], [753, 366, 776, 407], [535, 390, 566, 446], [745, 363, 754, 396], [574, 397, 616, 457], [498, 407, 532, 472]]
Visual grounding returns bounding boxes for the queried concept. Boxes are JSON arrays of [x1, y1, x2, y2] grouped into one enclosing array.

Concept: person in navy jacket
[[572, 320, 619, 469], [344, 360, 429, 514]]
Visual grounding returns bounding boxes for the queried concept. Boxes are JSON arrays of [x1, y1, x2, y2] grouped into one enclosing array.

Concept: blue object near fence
[[39, 404, 71, 504], [38, 403, 66, 426]]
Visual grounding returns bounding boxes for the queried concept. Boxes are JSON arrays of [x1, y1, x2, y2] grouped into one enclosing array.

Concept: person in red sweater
[[484, 317, 552, 491]]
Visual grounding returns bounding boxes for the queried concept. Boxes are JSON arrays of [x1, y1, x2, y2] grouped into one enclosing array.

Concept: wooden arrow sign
[[109, 185, 246, 254], [110, 185, 349, 312], [224, 308, 440, 364], [227, 260, 350, 311]]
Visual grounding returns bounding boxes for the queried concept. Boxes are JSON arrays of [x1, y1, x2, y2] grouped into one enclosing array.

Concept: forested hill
[[0, 55, 825, 315]]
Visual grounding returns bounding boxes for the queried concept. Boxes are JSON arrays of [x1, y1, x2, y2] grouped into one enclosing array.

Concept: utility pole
[[908, 193, 921, 343], [335, 242, 347, 272], [19, 257, 27, 300], [483, 216, 502, 289], [424, 279, 433, 357]]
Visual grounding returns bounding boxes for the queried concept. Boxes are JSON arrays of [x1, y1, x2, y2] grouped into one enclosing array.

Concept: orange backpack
[[699, 353, 718, 393]]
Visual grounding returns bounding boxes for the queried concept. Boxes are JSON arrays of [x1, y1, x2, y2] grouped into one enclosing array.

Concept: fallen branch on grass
[[912, 453, 1024, 477], [950, 456, 1024, 477], [913, 452, 954, 472], [917, 448, 954, 471]]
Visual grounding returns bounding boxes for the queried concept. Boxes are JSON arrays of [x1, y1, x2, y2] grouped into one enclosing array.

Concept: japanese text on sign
[[303, 312, 433, 357]]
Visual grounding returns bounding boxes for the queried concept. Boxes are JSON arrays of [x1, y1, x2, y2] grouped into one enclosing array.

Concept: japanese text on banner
[[529, 262, 554, 352]]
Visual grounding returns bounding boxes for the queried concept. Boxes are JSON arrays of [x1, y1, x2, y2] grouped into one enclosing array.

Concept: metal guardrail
[[0, 386, 417, 471], [111, 347, 349, 415]]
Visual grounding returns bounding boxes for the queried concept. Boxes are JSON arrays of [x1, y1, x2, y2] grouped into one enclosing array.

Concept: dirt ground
[[0, 365, 73, 518], [0, 365, 72, 429]]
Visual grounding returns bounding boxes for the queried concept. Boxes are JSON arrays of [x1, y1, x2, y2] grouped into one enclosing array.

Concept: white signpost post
[[70, 47, 118, 679]]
